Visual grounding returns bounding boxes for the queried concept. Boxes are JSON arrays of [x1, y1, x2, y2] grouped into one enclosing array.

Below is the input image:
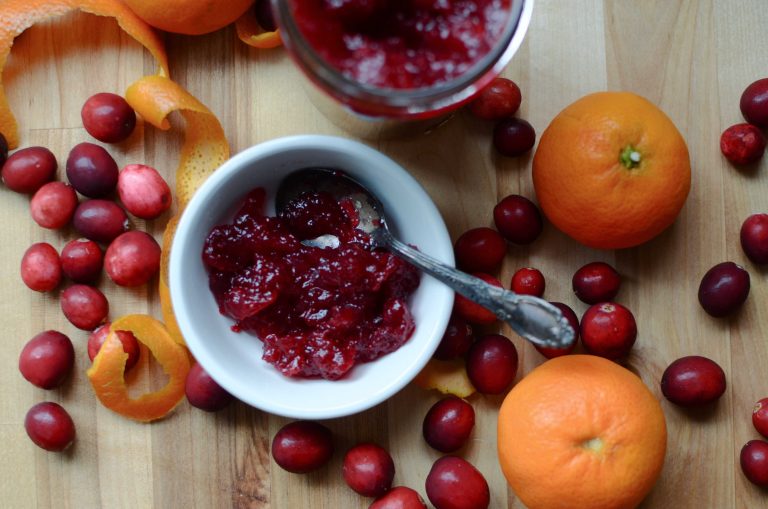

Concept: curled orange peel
[[87, 314, 191, 422], [413, 359, 476, 398], [235, 8, 282, 49], [0, 0, 169, 148], [159, 215, 185, 347]]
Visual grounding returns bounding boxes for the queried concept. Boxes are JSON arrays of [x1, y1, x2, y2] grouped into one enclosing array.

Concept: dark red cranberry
[[272, 421, 334, 473], [468, 78, 522, 121], [433, 315, 473, 360], [741, 78, 768, 128], [185, 363, 234, 412], [66, 142, 119, 198], [572, 262, 621, 304], [754, 398, 768, 439], [60, 284, 109, 330], [720, 123, 765, 165], [254, 0, 277, 31], [698, 262, 750, 317], [580, 303, 637, 359], [104, 231, 161, 287], [81, 93, 136, 143], [18, 331, 74, 389], [741, 440, 768, 486], [741, 213, 768, 264], [342, 443, 395, 498], [510, 267, 545, 297], [370, 486, 427, 509], [454, 227, 506, 273], [61, 238, 103, 283], [534, 302, 579, 359], [493, 118, 536, 157], [73, 199, 129, 243], [466, 334, 518, 394], [422, 397, 475, 453], [453, 273, 500, 325], [30, 182, 78, 229], [661, 356, 726, 407], [425, 456, 489, 509], [493, 195, 543, 244], [20, 243, 62, 292], [24, 402, 75, 452], [87, 323, 140, 370], [1, 146, 57, 194]]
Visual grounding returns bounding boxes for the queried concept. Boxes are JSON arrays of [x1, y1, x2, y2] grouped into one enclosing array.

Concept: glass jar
[[273, 0, 534, 138]]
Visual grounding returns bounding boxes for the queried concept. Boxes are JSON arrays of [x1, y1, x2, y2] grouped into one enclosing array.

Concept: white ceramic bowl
[[170, 135, 454, 419]]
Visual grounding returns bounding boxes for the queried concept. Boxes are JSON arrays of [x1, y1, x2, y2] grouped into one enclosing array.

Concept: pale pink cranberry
[[30, 182, 78, 229], [117, 164, 172, 220]]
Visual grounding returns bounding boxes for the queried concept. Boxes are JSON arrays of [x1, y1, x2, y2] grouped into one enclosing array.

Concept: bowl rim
[[169, 134, 454, 419]]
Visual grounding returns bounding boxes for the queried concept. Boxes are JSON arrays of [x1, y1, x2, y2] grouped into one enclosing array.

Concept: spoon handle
[[383, 235, 575, 349]]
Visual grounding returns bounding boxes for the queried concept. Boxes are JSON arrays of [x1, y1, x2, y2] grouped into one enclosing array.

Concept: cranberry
[[534, 302, 579, 359], [425, 456, 489, 509], [1, 146, 57, 194], [30, 182, 78, 229], [698, 261, 750, 317], [271, 421, 334, 474], [466, 334, 518, 394], [24, 402, 75, 452], [741, 213, 768, 265], [493, 195, 543, 244], [87, 323, 140, 370], [422, 397, 475, 453], [20, 243, 62, 292], [66, 142, 119, 198], [720, 123, 766, 165], [104, 231, 161, 287], [493, 118, 536, 157], [433, 315, 473, 360], [61, 238, 103, 283], [117, 164, 172, 219], [342, 443, 395, 498], [468, 78, 522, 121], [370, 487, 427, 509], [73, 199, 129, 243], [453, 227, 506, 273], [741, 440, 768, 486], [740, 78, 768, 128], [453, 273, 500, 325], [0, 133, 7, 168], [580, 302, 637, 359], [753, 398, 768, 438], [18, 331, 74, 389], [81, 93, 136, 143], [254, 0, 277, 31], [572, 261, 621, 304], [660, 356, 726, 406], [185, 362, 234, 412], [510, 267, 545, 297], [60, 284, 109, 330]]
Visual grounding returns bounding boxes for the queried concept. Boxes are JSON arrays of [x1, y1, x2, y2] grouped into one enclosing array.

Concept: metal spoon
[[275, 168, 575, 349]]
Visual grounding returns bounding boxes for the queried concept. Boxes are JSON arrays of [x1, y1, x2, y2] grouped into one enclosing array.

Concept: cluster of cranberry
[[720, 78, 768, 165]]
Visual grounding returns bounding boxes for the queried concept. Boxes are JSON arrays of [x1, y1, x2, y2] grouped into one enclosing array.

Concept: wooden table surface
[[2, 1, 767, 507]]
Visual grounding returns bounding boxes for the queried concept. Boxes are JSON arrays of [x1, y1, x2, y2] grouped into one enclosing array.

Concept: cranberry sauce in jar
[[202, 187, 420, 381]]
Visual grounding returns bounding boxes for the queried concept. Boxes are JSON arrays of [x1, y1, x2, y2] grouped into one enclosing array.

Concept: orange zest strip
[[235, 8, 282, 49], [0, 0, 169, 148], [413, 359, 476, 398], [87, 314, 191, 422]]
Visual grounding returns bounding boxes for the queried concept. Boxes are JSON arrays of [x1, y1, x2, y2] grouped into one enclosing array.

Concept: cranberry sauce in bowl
[[202, 186, 420, 380]]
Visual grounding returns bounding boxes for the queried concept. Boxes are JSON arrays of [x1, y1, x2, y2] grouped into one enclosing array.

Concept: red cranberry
[[468, 78, 522, 120], [342, 443, 395, 498], [272, 421, 334, 474], [20, 243, 62, 292], [422, 397, 475, 453], [741, 78, 768, 128], [30, 182, 78, 229], [254, 0, 277, 31], [117, 164, 172, 219], [0, 133, 7, 168], [493, 118, 536, 157], [698, 262, 750, 317], [370, 487, 427, 509], [60, 284, 109, 330], [81, 93, 136, 143], [433, 315, 473, 360], [534, 302, 579, 359], [741, 440, 768, 486], [1, 146, 57, 194], [66, 142, 119, 198], [741, 213, 768, 265], [61, 238, 103, 283], [425, 456, 489, 509], [185, 363, 234, 412], [753, 398, 768, 438], [493, 195, 543, 244], [18, 331, 74, 389], [580, 303, 637, 359], [720, 123, 765, 165], [24, 402, 75, 452], [73, 199, 129, 243], [104, 231, 161, 287], [454, 227, 506, 273], [87, 323, 140, 370], [572, 262, 621, 304], [660, 356, 726, 406], [510, 267, 545, 297], [466, 334, 518, 395], [453, 273, 500, 325]]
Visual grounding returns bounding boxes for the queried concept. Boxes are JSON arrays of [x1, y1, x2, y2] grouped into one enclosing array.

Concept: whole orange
[[123, 0, 254, 35], [497, 355, 667, 509], [532, 92, 690, 249]]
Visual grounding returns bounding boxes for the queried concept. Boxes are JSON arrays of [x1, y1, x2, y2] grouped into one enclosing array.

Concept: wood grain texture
[[1, 1, 767, 507]]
